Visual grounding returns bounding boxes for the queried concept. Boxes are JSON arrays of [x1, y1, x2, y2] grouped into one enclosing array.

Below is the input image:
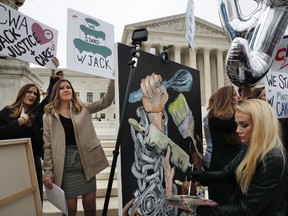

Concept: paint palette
[[165, 195, 217, 211]]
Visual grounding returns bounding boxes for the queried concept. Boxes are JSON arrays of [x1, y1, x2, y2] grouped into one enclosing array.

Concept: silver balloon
[[219, 0, 288, 87], [218, 0, 262, 42]]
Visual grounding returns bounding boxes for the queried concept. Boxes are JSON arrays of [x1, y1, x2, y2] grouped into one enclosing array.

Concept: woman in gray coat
[[42, 79, 114, 216]]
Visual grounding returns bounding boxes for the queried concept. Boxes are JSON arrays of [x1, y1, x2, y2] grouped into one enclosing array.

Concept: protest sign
[[265, 35, 288, 118], [0, 3, 58, 68], [67, 8, 115, 78]]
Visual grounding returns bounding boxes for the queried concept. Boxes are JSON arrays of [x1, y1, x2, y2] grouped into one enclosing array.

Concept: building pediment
[[122, 13, 226, 43]]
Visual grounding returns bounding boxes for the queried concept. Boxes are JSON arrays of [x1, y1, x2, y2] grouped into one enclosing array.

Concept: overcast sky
[[19, 0, 257, 67]]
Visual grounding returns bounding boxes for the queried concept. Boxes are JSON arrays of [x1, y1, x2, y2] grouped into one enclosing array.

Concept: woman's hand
[[122, 198, 142, 216], [52, 57, 60, 68], [18, 107, 29, 126], [42, 177, 53, 190]]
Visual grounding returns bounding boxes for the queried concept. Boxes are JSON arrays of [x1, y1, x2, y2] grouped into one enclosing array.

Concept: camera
[[132, 28, 148, 44]]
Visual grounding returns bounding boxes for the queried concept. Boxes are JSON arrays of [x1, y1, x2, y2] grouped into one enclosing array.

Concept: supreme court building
[[121, 14, 231, 106]]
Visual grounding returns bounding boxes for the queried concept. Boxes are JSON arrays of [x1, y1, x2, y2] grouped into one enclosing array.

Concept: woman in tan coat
[[42, 79, 114, 216]]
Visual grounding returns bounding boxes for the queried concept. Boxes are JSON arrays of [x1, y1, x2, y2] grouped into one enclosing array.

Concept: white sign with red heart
[[0, 3, 58, 69]]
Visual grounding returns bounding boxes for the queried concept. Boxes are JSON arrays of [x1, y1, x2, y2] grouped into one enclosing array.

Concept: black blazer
[[197, 147, 288, 216], [0, 106, 44, 158]]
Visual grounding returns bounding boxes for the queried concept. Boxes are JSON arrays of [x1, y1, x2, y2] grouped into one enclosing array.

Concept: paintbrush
[[168, 93, 202, 159]]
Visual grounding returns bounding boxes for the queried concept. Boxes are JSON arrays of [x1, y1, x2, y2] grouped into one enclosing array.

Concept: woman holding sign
[[42, 78, 114, 216]]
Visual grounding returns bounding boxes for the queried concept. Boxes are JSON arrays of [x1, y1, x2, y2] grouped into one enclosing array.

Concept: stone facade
[[0, 57, 44, 109], [0, 0, 25, 9]]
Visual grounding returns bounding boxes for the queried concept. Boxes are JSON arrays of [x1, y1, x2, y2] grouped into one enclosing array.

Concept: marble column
[[189, 49, 197, 69], [217, 49, 224, 88], [147, 44, 157, 55], [204, 48, 212, 105], [174, 46, 181, 64], [143, 43, 151, 53], [192, 49, 197, 69], [159, 45, 164, 55]]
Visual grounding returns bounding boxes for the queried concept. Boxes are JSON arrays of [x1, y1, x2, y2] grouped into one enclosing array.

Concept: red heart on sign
[[32, 23, 53, 45]]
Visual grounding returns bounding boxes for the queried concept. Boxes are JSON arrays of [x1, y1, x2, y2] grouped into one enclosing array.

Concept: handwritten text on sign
[[66, 8, 114, 79], [0, 3, 58, 68], [265, 35, 288, 118], [265, 71, 288, 118]]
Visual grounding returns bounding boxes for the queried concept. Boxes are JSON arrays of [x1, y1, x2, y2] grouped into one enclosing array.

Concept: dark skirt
[[61, 145, 96, 199]]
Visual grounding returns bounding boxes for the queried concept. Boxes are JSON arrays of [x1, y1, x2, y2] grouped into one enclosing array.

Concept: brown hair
[[250, 87, 265, 99], [44, 79, 82, 114], [207, 93, 216, 110], [8, 83, 40, 126], [208, 86, 235, 119]]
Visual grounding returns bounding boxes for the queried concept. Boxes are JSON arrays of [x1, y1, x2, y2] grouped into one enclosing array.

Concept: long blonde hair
[[44, 79, 82, 115], [235, 99, 285, 194], [209, 86, 235, 119]]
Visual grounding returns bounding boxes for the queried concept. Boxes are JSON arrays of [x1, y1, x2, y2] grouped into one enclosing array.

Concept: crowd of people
[[0, 57, 115, 216], [193, 99, 288, 215], [194, 85, 288, 216], [1, 55, 288, 216]]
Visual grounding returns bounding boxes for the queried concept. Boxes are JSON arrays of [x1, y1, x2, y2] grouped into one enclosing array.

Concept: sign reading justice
[[0, 3, 58, 68]]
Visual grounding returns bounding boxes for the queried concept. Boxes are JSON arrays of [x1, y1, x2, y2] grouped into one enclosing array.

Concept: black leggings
[[34, 154, 43, 204]]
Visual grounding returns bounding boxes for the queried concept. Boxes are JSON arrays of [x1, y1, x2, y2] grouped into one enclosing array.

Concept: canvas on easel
[[0, 138, 42, 216], [116, 43, 203, 215]]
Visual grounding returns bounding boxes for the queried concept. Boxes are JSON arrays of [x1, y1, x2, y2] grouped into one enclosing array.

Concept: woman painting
[[190, 99, 288, 215]]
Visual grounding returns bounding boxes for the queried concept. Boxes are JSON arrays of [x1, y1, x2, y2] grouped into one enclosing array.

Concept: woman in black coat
[[0, 57, 60, 203], [207, 86, 242, 204], [0, 83, 44, 201], [190, 99, 288, 216]]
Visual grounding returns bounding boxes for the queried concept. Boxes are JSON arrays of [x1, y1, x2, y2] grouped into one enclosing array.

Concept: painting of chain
[[121, 66, 203, 216]]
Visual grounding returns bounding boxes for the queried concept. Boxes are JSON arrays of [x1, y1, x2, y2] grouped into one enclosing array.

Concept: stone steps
[[43, 137, 118, 216], [43, 178, 118, 199], [96, 167, 117, 180], [43, 197, 118, 216]]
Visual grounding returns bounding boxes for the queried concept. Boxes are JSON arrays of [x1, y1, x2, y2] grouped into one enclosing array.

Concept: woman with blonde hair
[[207, 85, 242, 204], [190, 99, 288, 215]]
